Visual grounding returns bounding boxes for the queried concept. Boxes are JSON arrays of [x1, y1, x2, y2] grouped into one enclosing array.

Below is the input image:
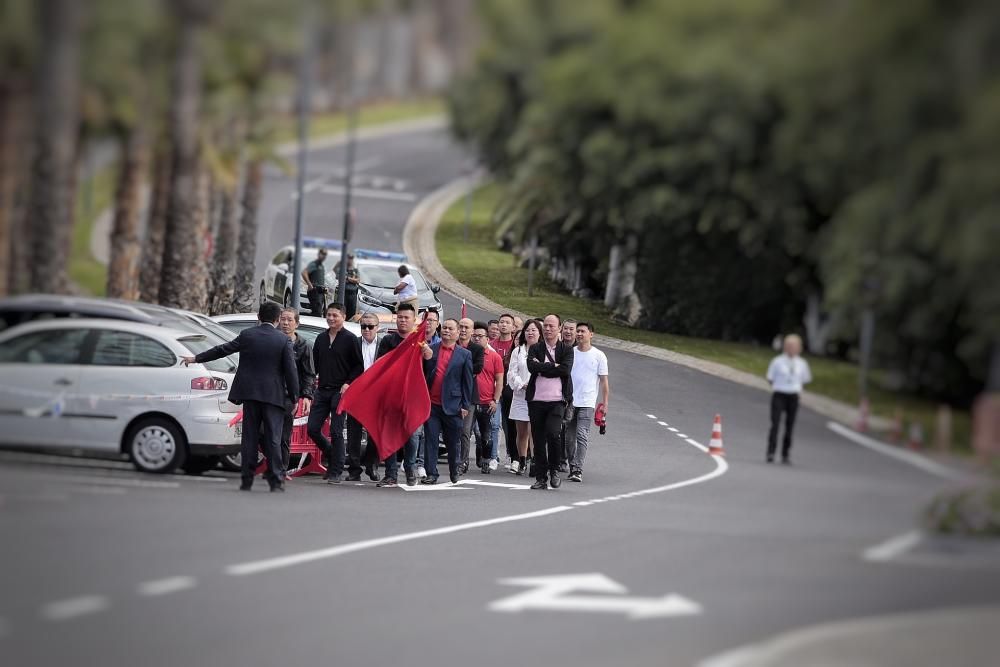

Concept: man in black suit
[[422, 318, 474, 484], [526, 313, 574, 490], [182, 301, 298, 492]]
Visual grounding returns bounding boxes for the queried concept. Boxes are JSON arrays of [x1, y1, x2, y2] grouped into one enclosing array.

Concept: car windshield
[[358, 265, 428, 291], [179, 336, 238, 374]]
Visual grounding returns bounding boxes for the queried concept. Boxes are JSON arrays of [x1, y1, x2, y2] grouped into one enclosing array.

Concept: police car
[[259, 238, 342, 314], [352, 249, 444, 319]]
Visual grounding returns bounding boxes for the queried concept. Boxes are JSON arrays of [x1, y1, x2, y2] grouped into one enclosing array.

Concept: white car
[[212, 313, 363, 343], [0, 318, 242, 474], [260, 238, 342, 314]]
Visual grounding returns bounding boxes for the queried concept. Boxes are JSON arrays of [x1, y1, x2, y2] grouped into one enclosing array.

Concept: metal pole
[[336, 103, 358, 306], [527, 231, 538, 297], [289, 11, 315, 314], [463, 164, 473, 243]]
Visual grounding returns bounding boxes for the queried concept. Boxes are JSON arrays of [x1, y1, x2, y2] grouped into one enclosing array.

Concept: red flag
[[337, 320, 431, 461]]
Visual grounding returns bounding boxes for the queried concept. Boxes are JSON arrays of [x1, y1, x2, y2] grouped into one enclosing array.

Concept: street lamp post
[[336, 102, 359, 307], [289, 13, 315, 314]]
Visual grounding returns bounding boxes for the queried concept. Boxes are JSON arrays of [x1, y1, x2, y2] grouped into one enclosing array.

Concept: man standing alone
[[183, 302, 298, 492], [566, 322, 609, 483], [766, 334, 812, 464], [526, 314, 574, 490], [308, 303, 364, 483], [302, 247, 329, 316]]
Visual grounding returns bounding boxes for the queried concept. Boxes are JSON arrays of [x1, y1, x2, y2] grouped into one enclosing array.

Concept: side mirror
[[430, 283, 441, 294]]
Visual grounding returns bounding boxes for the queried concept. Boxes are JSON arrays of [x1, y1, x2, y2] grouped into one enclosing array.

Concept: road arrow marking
[[489, 573, 702, 620], [397, 482, 470, 492]]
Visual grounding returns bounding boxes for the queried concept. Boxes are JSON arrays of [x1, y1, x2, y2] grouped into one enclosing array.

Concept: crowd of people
[[186, 300, 611, 492]]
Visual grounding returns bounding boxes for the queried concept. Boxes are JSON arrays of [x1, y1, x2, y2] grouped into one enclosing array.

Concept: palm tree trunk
[[209, 174, 239, 315], [139, 142, 170, 302], [27, 0, 83, 294], [105, 125, 147, 300], [231, 158, 262, 313], [0, 77, 31, 296], [158, 6, 205, 309]]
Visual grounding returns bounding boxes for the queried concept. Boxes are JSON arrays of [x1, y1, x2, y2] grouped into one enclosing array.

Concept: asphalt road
[[1, 123, 998, 666]]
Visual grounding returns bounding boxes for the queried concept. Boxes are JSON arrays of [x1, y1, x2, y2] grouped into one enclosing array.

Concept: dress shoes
[[421, 477, 438, 485], [269, 483, 285, 493], [405, 474, 416, 486], [345, 473, 362, 482], [530, 479, 547, 490], [239, 482, 253, 492], [366, 467, 380, 482], [549, 472, 562, 489]]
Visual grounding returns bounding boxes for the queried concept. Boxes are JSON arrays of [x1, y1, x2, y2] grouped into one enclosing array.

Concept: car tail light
[[192, 377, 228, 390]]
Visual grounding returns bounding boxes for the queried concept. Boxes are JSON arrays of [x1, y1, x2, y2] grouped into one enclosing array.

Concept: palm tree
[[158, 0, 213, 310], [139, 142, 171, 302], [27, 0, 83, 294], [106, 124, 148, 300]]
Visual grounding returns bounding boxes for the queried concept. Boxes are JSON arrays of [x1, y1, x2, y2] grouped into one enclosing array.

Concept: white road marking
[[863, 531, 923, 563], [686, 438, 708, 452], [138, 576, 197, 597], [397, 482, 470, 492], [676, 433, 688, 439], [225, 418, 728, 577], [490, 573, 702, 620], [457, 479, 532, 490], [317, 184, 417, 202], [69, 486, 127, 495], [226, 506, 574, 576], [573, 502, 592, 507], [657, 421, 669, 426], [827, 422, 967, 481], [41, 596, 109, 621], [668, 427, 679, 433], [646, 414, 657, 419]]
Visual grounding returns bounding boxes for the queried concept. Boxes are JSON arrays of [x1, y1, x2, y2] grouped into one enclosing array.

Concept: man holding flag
[[337, 312, 435, 486]]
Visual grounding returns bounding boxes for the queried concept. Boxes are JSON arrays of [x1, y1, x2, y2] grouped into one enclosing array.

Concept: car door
[[273, 249, 292, 303], [0, 327, 89, 448], [74, 329, 189, 451]]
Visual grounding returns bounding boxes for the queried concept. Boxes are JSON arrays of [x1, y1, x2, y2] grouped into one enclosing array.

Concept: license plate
[[235, 424, 242, 439]]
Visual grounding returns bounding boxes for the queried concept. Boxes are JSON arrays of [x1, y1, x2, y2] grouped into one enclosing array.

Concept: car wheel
[[126, 417, 187, 474], [259, 282, 267, 306], [219, 450, 264, 473], [219, 452, 242, 472], [283, 290, 292, 308], [182, 455, 219, 476]]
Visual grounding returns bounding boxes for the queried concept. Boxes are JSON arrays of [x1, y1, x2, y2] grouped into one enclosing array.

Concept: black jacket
[[312, 327, 363, 391], [195, 323, 298, 409], [375, 331, 405, 360], [291, 334, 316, 399], [525, 339, 574, 403], [458, 340, 485, 402]]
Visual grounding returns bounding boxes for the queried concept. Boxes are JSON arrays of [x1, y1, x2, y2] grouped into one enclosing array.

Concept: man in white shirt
[[766, 333, 812, 464], [346, 312, 383, 481], [566, 322, 609, 483], [394, 264, 419, 311]]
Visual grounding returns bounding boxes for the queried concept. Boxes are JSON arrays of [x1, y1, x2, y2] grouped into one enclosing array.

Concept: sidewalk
[[699, 606, 1000, 667], [403, 175, 889, 432]]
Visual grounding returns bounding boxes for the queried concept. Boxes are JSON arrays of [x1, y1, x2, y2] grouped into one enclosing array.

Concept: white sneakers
[[509, 460, 520, 474], [416, 466, 427, 479], [489, 458, 499, 471]]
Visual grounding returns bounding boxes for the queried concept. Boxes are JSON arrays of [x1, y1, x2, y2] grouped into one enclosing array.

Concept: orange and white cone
[[708, 414, 725, 456]]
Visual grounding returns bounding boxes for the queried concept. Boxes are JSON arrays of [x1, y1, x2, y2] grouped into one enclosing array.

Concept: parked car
[[211, 313, 362, 343], [0, 319, 241, 474], [352, 251, 444, 319], [260, 238, 342, 314]]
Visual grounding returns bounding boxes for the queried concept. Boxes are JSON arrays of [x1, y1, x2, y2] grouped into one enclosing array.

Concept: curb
[[403, 174, 892, 431], [89, 115, 448, 267]]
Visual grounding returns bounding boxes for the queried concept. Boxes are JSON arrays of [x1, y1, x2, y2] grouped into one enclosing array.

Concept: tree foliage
[[449, 0, 1000, 403]]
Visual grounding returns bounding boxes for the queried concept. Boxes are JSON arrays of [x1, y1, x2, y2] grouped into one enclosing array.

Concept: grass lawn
[[71, 97, 445, 297], [436, 183, 972, 452]]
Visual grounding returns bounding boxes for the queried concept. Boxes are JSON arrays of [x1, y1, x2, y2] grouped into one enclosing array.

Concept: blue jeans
[[383, 428, 420, 480], [307, 387, 347, 477], [490, 406, 501, 460], [424, 403, 462, 480]]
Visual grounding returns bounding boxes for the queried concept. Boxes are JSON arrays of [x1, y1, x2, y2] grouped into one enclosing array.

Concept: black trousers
[[241, 399, 284, 487], [307, 387, 347, 477], [768, 392, 800, 458], [474, 403, 494, 464], [306, 287, 325, 317], [276, 399, 295, 472], [345, 287, 358, 320], [346, 415, 378, 476], [500, 384, 516, 460], [528, 401, 565, 481]]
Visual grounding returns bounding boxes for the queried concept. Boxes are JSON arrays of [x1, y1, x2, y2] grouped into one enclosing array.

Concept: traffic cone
[[907, 422, 925, 450], [708, 414, 725, 456]]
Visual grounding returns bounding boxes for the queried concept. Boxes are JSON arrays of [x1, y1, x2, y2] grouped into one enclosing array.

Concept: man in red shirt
[[422, 319, 474, 484], [472, 323, 505, 473]]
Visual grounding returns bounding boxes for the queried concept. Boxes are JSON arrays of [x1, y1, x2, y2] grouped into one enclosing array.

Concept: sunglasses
[[361, 324, 377, 330]]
